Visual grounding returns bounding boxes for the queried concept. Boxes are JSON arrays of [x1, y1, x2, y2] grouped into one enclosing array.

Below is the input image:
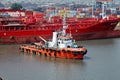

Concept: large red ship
[[0, 9, 120, 44]]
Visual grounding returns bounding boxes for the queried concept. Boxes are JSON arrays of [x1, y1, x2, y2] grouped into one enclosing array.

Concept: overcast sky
[[0, 0, 120, 3]]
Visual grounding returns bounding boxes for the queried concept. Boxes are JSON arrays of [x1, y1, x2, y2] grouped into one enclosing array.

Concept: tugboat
[[19, 17, 87, 59]]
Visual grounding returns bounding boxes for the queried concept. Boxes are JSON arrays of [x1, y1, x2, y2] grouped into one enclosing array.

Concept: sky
[[0, 0, 120, 3]]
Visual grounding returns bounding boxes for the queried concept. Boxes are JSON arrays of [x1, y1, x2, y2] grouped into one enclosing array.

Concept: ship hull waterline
[[0, 30, 120, 44]]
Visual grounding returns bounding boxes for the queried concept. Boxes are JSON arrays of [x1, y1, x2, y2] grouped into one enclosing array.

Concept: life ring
[[26, 49, 28, 53], [54, 53, 56, 57], [44, 53, 47, 57], [54, 50, 56, 53], [49, 53, 51, 56], [47, 49, 50, 52], [28, 49, 30, 53], [32, 50, 36, 55], [42, 48, 45, 50], [62, 49, 65, 52], [67, 50, 70, 53], [39, 52, 42, 55], [21, 48, 24, 52], [49, 49, 52, 52], [46, 49, 48, 52], [57, 50, 60, 54]]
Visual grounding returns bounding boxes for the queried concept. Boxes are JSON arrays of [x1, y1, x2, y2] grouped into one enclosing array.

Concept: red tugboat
[[0, 9, 120, 44], [19, 18, 87, 59]]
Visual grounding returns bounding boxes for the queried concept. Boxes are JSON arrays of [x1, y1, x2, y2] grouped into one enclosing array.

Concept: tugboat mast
[[62, 8, 68, 36]]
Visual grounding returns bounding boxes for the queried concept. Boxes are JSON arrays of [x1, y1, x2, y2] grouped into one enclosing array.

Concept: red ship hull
[[1, 30, 120, 44], [0, 9, 120, 44], [0, 27, 120, 44]]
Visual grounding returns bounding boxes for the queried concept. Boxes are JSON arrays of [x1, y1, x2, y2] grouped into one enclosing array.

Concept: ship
[[0, 9, 120, 44], [19, 20, 87, 59]]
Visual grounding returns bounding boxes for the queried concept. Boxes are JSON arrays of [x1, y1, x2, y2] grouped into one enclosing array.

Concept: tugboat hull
[[19, 45, 87, 59]]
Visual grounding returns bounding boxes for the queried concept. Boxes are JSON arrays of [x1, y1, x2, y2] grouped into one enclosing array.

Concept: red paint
[[0, 9, 120, 44]]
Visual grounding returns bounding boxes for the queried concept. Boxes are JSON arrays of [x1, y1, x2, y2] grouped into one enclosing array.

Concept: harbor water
[[0, 38, 120, 80]]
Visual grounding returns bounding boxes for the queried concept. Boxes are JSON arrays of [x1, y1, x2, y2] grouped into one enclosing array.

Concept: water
[[0, 38, 120, 80]]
